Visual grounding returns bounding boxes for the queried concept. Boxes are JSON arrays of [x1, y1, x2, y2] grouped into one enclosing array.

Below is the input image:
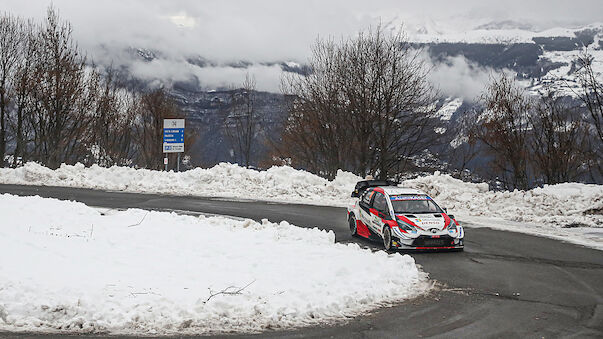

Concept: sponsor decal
[[419, 220, 440, 225], [390, 195, 432, 201]]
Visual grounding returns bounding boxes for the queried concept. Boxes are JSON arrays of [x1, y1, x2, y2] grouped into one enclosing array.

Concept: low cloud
[[191, 64, 285, 92], [3, 0, 602, 66], [129, 58, 285, 92], [2, 0, 597, 94], [427, 54, 502, 100], [127, 48, 507, 96]]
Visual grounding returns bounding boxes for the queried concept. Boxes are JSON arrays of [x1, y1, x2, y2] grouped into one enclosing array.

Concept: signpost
[[163, 119, 185, 171]]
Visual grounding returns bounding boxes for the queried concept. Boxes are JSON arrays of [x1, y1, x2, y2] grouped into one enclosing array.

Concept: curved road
[[1, 184, 602, 338]]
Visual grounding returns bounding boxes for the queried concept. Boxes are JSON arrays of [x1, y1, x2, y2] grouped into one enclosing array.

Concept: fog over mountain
[[1, 0, 601, 93]]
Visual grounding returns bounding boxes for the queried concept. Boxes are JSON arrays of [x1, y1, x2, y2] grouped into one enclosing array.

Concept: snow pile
[[402, 172, 603, 228], [0, 194, 428, 335], [0, 162, 360, 206], [1, 162, 601, 248]]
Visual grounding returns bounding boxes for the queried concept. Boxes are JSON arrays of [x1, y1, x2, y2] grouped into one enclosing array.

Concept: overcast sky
[[1, 0, 601, 93]]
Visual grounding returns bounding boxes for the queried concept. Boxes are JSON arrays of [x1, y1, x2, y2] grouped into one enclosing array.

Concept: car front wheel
[[383, 226, 392, 251], [349, 215, 358, 236]]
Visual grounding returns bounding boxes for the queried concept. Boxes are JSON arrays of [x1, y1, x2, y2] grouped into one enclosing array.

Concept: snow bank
[[0, 194, 428, 335], [402, 172, 602, 228], [0, 162, 360, 206], [401, 172, 603, 249], [1, 163, 601, 248]]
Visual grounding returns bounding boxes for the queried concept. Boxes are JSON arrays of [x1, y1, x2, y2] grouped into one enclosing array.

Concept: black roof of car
[[352, 179, 399, 197]]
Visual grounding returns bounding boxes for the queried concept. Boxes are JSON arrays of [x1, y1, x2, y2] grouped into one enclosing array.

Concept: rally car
[[347, 180, 464, 251]]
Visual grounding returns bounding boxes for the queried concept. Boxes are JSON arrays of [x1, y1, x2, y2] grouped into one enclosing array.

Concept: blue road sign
[[163, 119, 185, 153]]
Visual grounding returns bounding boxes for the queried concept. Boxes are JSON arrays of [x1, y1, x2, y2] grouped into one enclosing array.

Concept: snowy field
[[0, 162, 602, 249], [0, 194, 429, 335]]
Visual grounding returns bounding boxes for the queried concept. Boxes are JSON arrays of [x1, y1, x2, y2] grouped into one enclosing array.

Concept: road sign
[[163, 119, 185, 153]]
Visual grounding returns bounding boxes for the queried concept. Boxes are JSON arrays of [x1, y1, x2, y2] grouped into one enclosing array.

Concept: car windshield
[[390, 195, 443, 214]]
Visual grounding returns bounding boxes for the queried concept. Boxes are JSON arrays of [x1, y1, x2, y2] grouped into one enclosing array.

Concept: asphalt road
[[1, 184, 602, 338]]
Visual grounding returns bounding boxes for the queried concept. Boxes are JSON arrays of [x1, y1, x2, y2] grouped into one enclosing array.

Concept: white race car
[[347, 180, 464, 251]]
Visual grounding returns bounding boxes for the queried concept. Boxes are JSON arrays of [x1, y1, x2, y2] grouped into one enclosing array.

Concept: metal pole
[[177, 153, 180, 172]]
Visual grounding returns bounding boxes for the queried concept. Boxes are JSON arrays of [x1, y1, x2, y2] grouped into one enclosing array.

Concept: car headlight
[[397, 220, 416, 232]]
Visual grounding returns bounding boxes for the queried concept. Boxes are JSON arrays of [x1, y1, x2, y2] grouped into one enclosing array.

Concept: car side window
[[372, 192, 388, 213], [361, 190, 374, 205]]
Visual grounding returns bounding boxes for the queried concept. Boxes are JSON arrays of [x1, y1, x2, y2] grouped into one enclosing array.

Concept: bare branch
[[204, 280, 256, 304]]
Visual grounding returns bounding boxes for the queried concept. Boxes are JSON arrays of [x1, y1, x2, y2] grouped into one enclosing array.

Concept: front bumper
[[393, 242, 464, 250], [391, 227, 464, 250]]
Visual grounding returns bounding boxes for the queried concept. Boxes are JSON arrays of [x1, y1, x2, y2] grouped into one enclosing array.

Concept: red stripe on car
[[384, 219, 397, 227], [396, 214, 424, 230], [356, 220, 371, 238], [441, 213, 451, 228]]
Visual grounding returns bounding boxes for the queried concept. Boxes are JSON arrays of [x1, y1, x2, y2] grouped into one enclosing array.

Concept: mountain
[[107, 22, 603, 178]]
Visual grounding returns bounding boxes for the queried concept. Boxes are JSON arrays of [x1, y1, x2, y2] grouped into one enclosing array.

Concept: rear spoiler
[[351, 180, 399, 198]]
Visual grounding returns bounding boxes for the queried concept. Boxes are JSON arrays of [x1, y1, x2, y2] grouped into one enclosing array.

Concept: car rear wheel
[[383, 226, 392, 251], [349, 215, 358, 236]]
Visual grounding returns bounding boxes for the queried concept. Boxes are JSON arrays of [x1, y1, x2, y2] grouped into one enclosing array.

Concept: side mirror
[[449, 215, 455, 220], [443, 207, 448, 213], [351, 190, 359, 198]]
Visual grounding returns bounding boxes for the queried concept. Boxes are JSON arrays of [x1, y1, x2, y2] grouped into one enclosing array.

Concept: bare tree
[[280, 26, 440, 179], [223, 74, 260, 168], [88, 66, 137, 166], [8, 19, 36, 167], [575, 52, 603, 144], [529, 91, 590, 184], [0, 13, 25, 166], [450, 137, 479, 175], [475, 74, 532, 190], [26, 7, 97, 168], [278, 42, 346, 178], [574, 51, 603, 177], [1, 7, 200, 171]]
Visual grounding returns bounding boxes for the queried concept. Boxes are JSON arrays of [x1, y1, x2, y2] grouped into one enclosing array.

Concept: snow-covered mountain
[[410, 21, 603, 45], [106, 21, 602, 173]]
